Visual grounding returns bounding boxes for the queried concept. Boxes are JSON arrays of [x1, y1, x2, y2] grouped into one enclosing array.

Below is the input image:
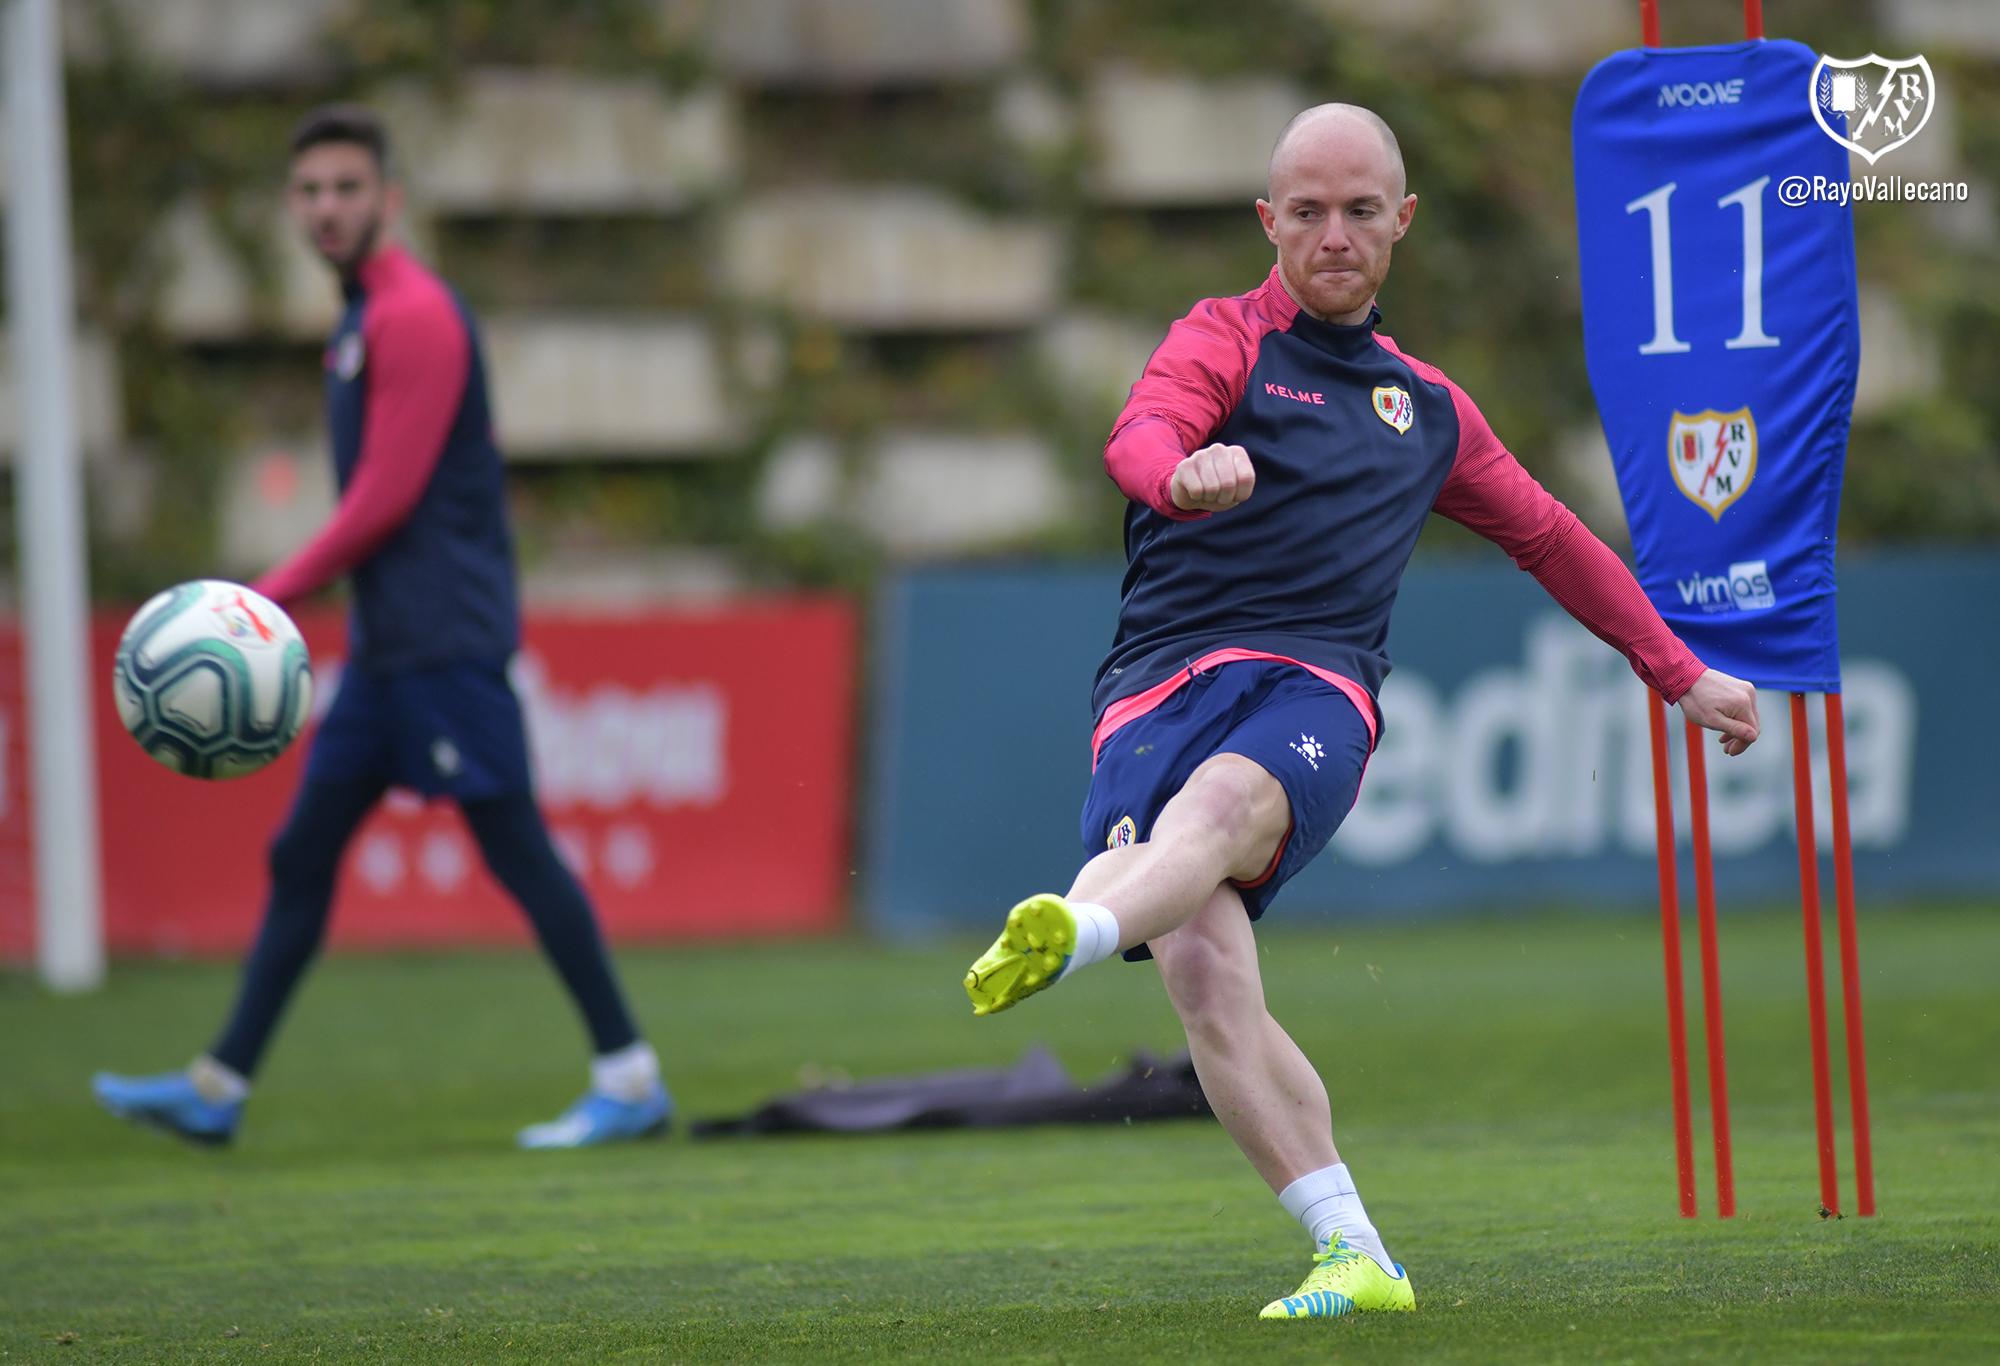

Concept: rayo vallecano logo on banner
[[1668, 408, 1757, 519], [1810, 54, 1935, 163]]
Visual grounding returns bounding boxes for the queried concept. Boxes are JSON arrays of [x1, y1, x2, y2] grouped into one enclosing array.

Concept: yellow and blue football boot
[[963, 893, 1078, 1016], [1259, 1233, 1416, 1319]]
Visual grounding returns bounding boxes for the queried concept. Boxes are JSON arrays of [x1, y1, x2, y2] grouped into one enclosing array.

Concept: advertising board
[[0, 598, 855, 961], [868, 558, 1993, 930]]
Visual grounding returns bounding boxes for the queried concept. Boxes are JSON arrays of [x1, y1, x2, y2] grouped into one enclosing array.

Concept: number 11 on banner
[[1626, 177, 1781, 355]]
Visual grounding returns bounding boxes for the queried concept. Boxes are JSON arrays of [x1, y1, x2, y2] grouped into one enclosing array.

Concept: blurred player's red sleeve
[[1427, 378, 1706, 704], [253, 278, 470, 605]]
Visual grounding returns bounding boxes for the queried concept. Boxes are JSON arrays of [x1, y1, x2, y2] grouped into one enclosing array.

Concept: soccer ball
[[112, 580, 314, 780]]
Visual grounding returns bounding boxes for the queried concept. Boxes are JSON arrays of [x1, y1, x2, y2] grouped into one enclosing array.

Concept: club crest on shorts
[[1372, 386, 1414, 433], [1668, 408, 1757, 520], [1810, 53, 1935, 164], [1106, 816, 1137, 850]]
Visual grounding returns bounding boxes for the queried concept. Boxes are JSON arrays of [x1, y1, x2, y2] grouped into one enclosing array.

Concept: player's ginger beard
[[1257, 110, 1417, 326]]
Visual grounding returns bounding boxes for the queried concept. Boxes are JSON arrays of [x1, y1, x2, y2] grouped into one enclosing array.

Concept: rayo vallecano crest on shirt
[[1371, 385, 1413, 433], [1667, 408, 1756, 520]]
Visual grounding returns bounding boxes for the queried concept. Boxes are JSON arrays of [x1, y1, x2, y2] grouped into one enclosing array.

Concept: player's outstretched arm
[[1170, 443, 1256, 512], [1417, 368, 1765, 751], [1679, 667, 1760, 755]]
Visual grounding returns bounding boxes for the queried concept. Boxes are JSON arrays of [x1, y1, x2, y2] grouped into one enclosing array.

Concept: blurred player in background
[[92, 106, 670, 1150], [964, 105, 1762, 1319]]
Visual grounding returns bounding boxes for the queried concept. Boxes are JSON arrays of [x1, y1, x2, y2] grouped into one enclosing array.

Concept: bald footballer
[[963, 105, 1762, 1319]]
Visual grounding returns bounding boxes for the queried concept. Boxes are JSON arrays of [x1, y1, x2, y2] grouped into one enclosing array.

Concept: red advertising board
[[0, 598, 855, 961]]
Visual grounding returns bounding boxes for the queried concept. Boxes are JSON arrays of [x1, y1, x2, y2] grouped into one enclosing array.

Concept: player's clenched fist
[[1170, 443, 1257, 513]]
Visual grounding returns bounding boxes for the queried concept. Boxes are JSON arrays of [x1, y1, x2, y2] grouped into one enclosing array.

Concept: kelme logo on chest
[[1264, 383, 1325, 405], [1372, 385, 1414, 433]]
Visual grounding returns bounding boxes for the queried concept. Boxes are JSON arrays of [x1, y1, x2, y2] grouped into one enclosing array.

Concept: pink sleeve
[[1102, 290, 1282, 520], [1426, 375, 1707, 703], [1104, 417, 1202, 521], [253, 289, 470, 605]]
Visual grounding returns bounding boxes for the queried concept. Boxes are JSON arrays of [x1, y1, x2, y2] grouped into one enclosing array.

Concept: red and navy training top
[[1095, 266, 1703, 755], [255, 244, 518, 676]]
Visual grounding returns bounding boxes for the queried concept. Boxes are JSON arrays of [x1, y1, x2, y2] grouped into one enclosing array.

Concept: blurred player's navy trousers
[[209, 779, 641, 1076]]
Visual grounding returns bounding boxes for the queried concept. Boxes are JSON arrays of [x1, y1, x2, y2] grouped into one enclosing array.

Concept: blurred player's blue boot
[[1259, 1233, 1415, 1319], [91, 1066, 242, 1147], [516, 1083, 672, 1149]]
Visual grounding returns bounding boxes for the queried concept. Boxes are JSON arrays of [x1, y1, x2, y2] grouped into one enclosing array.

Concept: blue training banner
[[1574, 39, 1857, 692]]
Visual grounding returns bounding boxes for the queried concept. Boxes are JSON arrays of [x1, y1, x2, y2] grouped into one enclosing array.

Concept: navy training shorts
[[1080, 659, 1372, 959], [302, 656, 534, 801]]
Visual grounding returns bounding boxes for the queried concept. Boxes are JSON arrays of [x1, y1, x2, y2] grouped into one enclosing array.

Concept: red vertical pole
[[1683, 720, 1736, 1217], [1743, 0, 1765, 39], [1790, 693, 1841, 1215], [1640, 0, 1661, 47], [1824, 693, 1876, 1215], [1649, 689, 1697, 1217]]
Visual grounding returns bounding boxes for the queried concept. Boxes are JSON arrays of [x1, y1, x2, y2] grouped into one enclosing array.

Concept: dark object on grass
[[689, 1046, 1212, 1137]]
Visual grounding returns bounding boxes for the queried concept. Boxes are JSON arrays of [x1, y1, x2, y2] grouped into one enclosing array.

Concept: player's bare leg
[[1148, 884, 1338, 1189], [1068, 753, 1289, 947], [963, 754, 1285, 1013], [1144, 881, 1410, 1315], [963, 749, 1411, 1313]]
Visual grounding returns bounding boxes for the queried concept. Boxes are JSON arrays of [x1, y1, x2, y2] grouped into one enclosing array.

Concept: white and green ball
[[112, 580, 314, 780]]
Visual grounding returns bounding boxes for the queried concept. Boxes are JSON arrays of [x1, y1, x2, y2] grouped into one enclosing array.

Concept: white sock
[[188, 1055, 250, 1105], [1054, 901, 1122, 980], [590, 1041, 660, 1102], [1278, 1162, 1395, 1275]]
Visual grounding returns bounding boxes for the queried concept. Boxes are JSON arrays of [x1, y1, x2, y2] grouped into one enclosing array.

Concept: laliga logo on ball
[[112, 580, 314, 780], [1810, 53, 1935, 164]]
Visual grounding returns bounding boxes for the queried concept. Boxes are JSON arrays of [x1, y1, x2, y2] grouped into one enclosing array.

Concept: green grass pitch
[[2, 904, 1996, 1363]]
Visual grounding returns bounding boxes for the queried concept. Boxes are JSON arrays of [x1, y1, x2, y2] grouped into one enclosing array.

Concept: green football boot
[[1259, 1233, 1416, 1319], [963, 893, 1078, 1016]]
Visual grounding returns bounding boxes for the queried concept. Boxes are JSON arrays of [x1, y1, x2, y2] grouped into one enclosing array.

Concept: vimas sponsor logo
[[1675, 559, 1776, 614], [1657, 79, 1744, 108]]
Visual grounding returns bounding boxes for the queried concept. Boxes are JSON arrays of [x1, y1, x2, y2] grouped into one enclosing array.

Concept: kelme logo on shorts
[[1107, 816, 1137, 850], [1372, 386, 1413, 433], [1289, 733, 1325, 772]]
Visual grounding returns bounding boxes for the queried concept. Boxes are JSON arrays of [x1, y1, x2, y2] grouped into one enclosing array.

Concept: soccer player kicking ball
[[93, 106, 670, 1150], [964, 105, 1761, 1321]]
